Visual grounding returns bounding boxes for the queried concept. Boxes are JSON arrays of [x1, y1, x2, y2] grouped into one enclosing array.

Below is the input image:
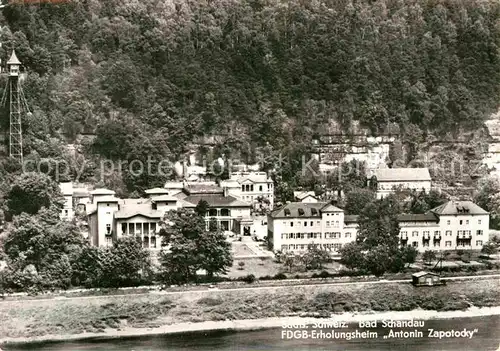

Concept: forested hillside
[[0, 0, 498, 192]]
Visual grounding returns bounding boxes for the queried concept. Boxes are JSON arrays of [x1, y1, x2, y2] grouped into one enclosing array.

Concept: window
[[446, 230, 452, 236], [64, 210, 68, 216], [447, 220, 451, 225], [476, 240, 483, 246], [412, 242, 418, 247], [151, 236, 157, 248], [310, 221, 314, 226], [326, 221, 330, 228], [259, 185, 263, 192], [290, 222, 294, 227], [477, 230, 483, 236], [106, 237, 112, 247], [335, 221, 339, 228], [445, 241, 452, 247], [459, 220, 463, 225], [478, 220, 482, 225], [412, 231, 418, 237], [423, 231, 429, 236], [106, 212, 111, 215], [433, 242, 440, 247], [106, 224, 111, 234], [304, 221, 307, 227], [345, 232, 351, 238], [281, 245, 287, 251], [434, 231, 441, 236], [466, 220, 469, 225]]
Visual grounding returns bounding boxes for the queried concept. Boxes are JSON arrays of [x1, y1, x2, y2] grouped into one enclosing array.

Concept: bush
[[274, 273, 287, 280], [241, 274, 256, 284], [260, 275, 273, 280], [197, 297, 224, 306], [318, 270, 330, 279]]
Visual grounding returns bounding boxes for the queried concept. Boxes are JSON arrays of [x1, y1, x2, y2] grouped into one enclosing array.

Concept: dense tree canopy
[[4, 172, 64, 218], [0, 0, 497, 184], [160, 208, 233, 283]]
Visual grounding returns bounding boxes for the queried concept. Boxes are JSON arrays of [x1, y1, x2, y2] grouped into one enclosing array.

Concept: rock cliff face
[[483, 110, 500, 173]]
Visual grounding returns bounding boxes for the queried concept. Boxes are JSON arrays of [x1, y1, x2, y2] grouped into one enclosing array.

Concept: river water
[[6, 315, 500, 351]]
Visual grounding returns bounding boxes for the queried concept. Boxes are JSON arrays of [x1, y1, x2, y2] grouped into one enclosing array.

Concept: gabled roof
[[270, 202, 330, 218], [151, 195, 178, 202], [90, 188, 116, 196], [412, 271, 439, 278], [294, 191, 316, 200], [7, 50, 21, 65], [184, 183, 223, 195], [230, 172, 272, 184], [321, 203, 343, 212], [95, 196, 119, 203], [183, 195, 250, 208], [430, 201, 488, 215], [374, 168, 431, 182], [145, 188, 170, 195], [114, 203, 164, 220], [398, 213, 439, 222]]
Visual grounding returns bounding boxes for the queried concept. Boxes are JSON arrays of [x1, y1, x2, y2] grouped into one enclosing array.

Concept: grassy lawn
[[227, 257, 282, 278], [1, 278, 498, 340], [226, 257, 345, 279], [231, 243, 258, 257]]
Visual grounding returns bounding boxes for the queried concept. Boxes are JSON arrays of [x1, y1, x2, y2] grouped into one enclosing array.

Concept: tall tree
[[5, 172, 64, 218]]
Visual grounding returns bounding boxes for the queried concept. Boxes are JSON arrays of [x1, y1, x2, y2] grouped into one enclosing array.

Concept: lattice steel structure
[[1, 50, 30, 164]]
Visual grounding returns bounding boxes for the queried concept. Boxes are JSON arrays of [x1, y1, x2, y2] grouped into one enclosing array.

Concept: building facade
[[371, 168, 432, 199], [221, 171, 274, 210], [85, 184, 253, 249], [268, 200, 488, 254]]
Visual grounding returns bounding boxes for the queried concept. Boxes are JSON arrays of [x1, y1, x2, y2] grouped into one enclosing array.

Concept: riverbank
[[1, 278, 499, 346], [2, 306, 500, 346]]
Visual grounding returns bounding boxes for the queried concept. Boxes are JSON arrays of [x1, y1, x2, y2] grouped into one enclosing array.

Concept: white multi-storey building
[[221, 171, 274, 210], [268, 200, 488, 254], [268, 203, 356, 254], [86, 185, 253, 249], [370, 168, 432, 199]]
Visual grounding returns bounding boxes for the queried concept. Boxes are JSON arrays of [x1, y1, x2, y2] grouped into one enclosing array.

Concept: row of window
[[283, 220, 321, 228], [281, 243, 343, 251], [447, 219, 482, 225], [408, 240, 482, 248], [281, 232, 353, 240], [105, 236, 159, 248], [282, 232, 322, 239], [241, 184, 273, 192], [282, 220, 341, 228], [401, 230, 482, 237]]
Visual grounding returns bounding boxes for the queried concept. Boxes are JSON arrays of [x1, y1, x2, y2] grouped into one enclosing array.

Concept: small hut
[[412, 271, 444, 287]]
